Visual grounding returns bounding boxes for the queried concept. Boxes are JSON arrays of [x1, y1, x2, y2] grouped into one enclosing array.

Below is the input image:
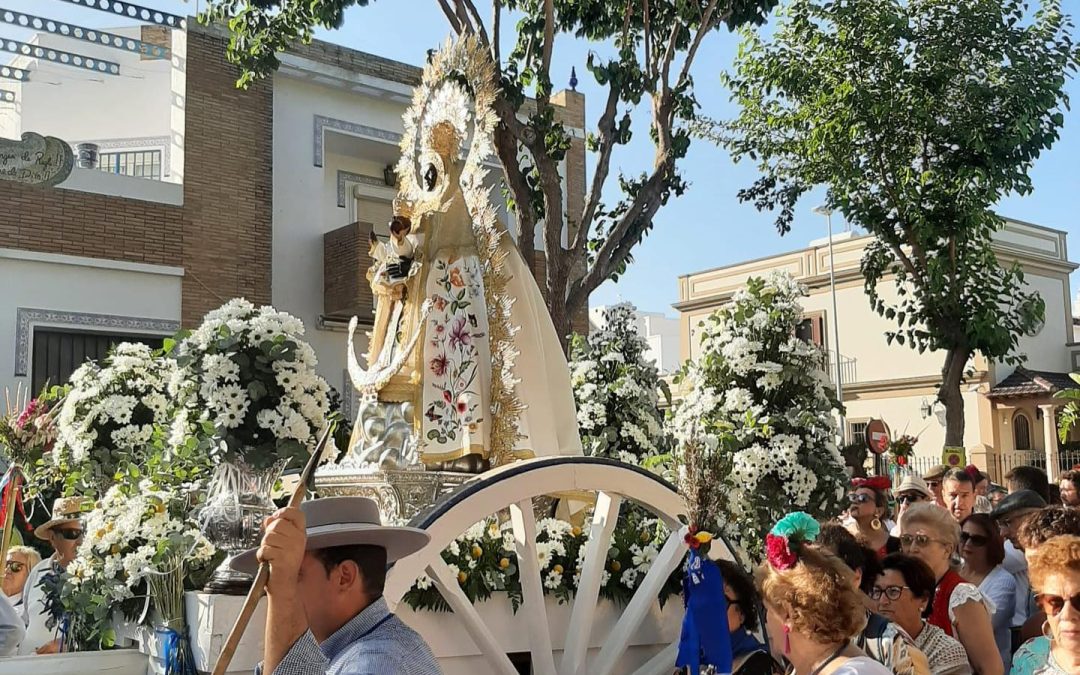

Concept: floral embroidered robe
[[420, 252, 491, 461]]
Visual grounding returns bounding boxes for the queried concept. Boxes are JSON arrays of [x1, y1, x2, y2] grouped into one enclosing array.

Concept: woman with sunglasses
[[715, 559, 779, 675], [900, 504, 1003, 675], [2, 546, 41, 609], [876, 553, 972, 675], [847, 477, 900, 560], [1011, 535, 1080, 674], [960, 514, 1016, 671]]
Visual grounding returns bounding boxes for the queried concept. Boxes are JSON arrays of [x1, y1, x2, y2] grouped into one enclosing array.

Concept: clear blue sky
[[7, 0, 1080, 317]]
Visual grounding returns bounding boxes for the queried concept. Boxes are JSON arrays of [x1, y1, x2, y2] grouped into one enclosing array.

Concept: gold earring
[[871, 517, 882, 531]]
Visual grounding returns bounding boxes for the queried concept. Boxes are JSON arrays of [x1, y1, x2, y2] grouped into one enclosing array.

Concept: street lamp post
[[813, 205, 846, 443]]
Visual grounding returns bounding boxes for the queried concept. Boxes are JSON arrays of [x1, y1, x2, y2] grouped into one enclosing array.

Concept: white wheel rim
[[385, 457, 739, 675]]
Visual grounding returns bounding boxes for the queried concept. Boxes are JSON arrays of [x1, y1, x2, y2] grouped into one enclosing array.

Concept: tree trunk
[[939, 346, 969, 448], [547, 287, 572, 356]]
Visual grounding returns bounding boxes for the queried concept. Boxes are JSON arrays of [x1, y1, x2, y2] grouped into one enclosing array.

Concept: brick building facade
[[0, 27, 272, 327]]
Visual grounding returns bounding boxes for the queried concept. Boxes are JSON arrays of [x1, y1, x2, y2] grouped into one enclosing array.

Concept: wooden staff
[[210, 425, 334, 675], [0, 466, 22, 587]]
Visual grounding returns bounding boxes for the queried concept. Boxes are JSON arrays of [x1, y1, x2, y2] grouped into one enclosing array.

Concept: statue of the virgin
[[347, 37, 581, 472]]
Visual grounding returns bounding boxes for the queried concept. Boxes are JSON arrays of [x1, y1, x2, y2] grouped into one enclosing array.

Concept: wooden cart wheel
[[384, 456, 739, 675]]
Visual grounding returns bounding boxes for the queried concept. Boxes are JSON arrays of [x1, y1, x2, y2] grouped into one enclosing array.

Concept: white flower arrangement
[[169, 298, 335, 470], [672, 272, 848, 561], [53, 343, 177, 495], [568, 304, 672, 466], [403, 509, 680, 613], [55, 482, 216, 649]]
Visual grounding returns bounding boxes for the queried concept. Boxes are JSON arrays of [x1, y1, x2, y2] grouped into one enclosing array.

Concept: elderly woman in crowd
[[714, 559, 778, 675], [959, 514, 1016, 671], [758, 513, 891, 675], [846, 477, 900, 560], [900, 503, 1003, 675], [876, 553, 972, 675], [1010, 535, 1080, 674], [3, 546, 40, 609]]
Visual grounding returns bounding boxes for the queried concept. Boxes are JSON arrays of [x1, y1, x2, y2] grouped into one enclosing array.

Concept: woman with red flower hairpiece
[[846, 477, 901, 561], [757, 513, 892, 675]]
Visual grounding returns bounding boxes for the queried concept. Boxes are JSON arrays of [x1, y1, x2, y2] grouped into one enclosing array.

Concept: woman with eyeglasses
[[875, 553, 972, 675], [900, 503, 1003, 675], [714, 559, 779, 675], [1010, 535, 1080, 674], [959, 514, 1016, 671], [817, 524, 929, 675], [2, 546, 41, 609], [846, 477, 900, 560]]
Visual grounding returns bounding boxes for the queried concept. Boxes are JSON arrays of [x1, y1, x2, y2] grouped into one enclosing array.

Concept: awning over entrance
[[986, 367, 1076, 400]]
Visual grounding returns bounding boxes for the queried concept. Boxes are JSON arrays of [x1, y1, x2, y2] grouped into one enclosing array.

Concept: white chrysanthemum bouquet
[[58, 483, 215, 650], [672, 271, 848, 561], [568, 304, 671, 467], [52, 343, 176, 496], [168, 298, 335, 471]]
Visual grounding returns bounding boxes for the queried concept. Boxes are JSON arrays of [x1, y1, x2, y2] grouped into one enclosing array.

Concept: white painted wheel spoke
[[383, 458, 708, 674], [630, 641, 679, 675], [591, 526, 688, 675], [559, 491, 622, 675], [510, 498, 558, 675], [427, 557, 518, 675]]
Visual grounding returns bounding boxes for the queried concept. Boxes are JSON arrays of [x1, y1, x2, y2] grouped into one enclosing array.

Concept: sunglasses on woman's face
[[848, 493, 874, 504], [899, 534, 944, 549], [870, 585, 910, 601], [1036, 592, 1080, 616], [960, 532, 989, 547], [54, 528, 84, 541], [4, 561, 24, 574], [897, 493, 926, 505]]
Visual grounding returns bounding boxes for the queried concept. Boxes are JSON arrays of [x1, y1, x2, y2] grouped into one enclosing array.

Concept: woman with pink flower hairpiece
[[757, 513, 891, 675]]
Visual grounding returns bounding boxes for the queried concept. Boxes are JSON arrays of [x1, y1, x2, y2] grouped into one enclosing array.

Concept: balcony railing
[[821, 351, 857, 387]]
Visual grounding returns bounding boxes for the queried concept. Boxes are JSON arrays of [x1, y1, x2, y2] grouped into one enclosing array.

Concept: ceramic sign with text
[[0, 132, 74, 187]]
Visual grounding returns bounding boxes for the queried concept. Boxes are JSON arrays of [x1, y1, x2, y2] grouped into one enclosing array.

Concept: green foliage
[[1055, 372, 1080, 442], [714, 0, 1077, 442]]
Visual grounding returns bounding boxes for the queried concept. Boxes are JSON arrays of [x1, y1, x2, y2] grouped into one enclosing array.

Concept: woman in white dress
[[960, 514, 1017, 671]]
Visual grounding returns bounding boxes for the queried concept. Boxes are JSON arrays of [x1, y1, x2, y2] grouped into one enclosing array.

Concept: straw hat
[[895, 476, 934, 500], [230, 497, 430, 575], [34, 496, 87, 541]]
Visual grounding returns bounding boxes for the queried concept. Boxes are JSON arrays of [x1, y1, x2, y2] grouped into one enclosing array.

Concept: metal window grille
[[849, 421, 868, 446], [98, 149, 162, 180]]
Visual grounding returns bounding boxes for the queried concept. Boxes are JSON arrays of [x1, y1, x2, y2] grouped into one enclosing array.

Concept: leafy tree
[[200, 0, 779, 347], [707, 0, 1077, 448], [568, 304, 671, 466]]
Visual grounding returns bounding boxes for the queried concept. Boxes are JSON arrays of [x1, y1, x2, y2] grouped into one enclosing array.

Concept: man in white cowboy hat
[[18, 496, 86, 656], [236, 496, 441, 675]]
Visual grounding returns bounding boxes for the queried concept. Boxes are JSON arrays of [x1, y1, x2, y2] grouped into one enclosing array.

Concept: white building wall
[[2, 29, 177, 175], [0, 249, 182, 397]]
